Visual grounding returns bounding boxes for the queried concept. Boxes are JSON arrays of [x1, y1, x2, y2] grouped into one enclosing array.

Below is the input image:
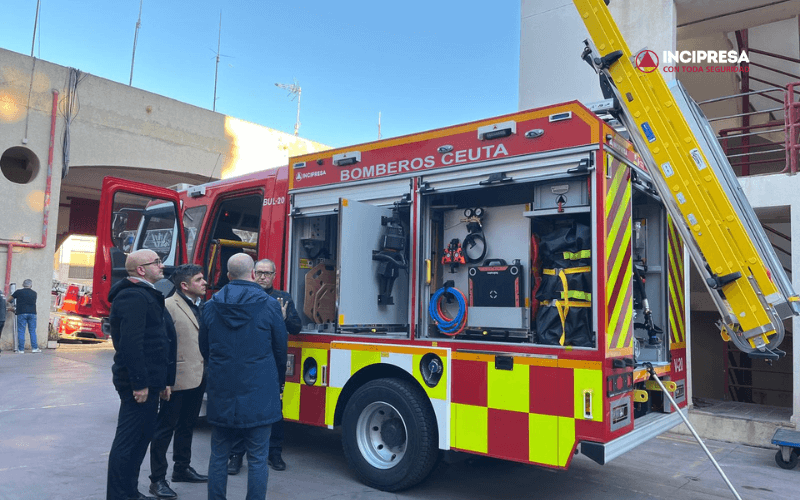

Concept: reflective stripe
[[560, 290, 591, 300], [563, 250, 591, 260]]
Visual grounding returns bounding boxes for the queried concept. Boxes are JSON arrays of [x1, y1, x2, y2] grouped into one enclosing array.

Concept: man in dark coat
[[106, 249, 177, 500], [228, 258, 300, 475], [200, 253, 287, 500]]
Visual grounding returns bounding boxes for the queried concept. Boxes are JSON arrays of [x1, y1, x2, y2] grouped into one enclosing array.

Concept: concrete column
[[519, 0, 677, 110], [738, 174, 800, 428]]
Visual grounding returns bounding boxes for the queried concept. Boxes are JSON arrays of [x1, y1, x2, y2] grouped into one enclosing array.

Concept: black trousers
[[231, 415, 284, 457], [107, 389, 160, 500], [149, 379, 206, 482]]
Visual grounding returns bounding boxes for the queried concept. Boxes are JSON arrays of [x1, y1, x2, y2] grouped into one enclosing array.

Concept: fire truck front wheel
[[342, 378, 439, 491]]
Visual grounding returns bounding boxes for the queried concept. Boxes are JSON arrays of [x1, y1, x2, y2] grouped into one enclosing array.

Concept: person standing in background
[[0, 287, 6, 355], [8, 279, 39, 353]]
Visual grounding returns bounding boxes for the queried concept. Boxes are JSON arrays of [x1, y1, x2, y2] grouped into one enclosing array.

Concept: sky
[[1, 0, 521, 148]]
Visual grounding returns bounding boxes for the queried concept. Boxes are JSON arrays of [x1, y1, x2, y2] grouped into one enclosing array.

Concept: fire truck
[[51, 284, 105, 342], [91, 0, 798, 491]]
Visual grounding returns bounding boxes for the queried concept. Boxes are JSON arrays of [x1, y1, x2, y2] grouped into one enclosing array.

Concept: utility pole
[[129, 0, 143, 86], [213, 11, 222, 111], [275, 81, 301, 136]]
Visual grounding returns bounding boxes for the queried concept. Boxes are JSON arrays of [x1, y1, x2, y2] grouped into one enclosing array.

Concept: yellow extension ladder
[[573, 0, 799, 357]]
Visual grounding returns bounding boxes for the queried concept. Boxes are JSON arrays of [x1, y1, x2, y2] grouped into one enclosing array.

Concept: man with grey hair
[[200, 253, 287, 500], [8, 278, 39, 353]]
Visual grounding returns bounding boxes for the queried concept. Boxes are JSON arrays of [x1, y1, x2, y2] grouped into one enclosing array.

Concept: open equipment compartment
[[288, 178, 412, 335], [418, 163, 597, 348]]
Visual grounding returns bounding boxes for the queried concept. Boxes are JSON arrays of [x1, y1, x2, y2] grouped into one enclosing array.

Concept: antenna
[[213, 11, 221, 111], [31, 0, 41, 57], [129, 0, 143, 86], [378, 111, 382, 139], [275, 80, 301, 136]]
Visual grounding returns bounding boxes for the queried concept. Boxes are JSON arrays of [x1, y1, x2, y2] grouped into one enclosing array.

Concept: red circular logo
[[635, 50, 659, 73]]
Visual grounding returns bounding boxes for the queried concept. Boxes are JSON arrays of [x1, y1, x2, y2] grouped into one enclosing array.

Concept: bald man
[[200, 253, 287, 500], [107, 249, 177, 500]]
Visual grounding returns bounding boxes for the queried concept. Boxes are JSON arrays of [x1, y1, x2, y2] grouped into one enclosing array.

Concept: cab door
[[92, 177, 186, 317]]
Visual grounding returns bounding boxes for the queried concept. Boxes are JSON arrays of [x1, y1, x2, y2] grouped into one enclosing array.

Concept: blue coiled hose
[[429, 286, 467, 335]]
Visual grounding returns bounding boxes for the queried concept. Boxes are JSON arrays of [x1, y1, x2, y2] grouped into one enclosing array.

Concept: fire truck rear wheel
[[342, 378, 439, 491]]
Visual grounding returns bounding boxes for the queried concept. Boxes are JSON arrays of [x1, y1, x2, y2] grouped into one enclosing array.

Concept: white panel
[[338, 199, 408, 326], [328, 349, 351, 389], [420, 150, 591, 193], [383, 352, 413, 373], [293, 177, 410, 215], [431, 398, 450, 450]]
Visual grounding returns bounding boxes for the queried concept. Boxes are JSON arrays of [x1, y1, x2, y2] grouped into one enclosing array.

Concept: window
[[183, 206, 207, 263]]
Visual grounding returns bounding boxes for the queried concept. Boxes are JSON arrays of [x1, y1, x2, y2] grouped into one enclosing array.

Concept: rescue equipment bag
[[535, 220, 593, 347]]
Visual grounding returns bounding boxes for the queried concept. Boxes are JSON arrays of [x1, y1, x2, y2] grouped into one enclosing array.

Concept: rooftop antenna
[[31, 0, 41, 57], [275, 80, 301, 136], [129, 0, 143, 86], [213, 11, 222, 111], [209, 12, 233, 112], [378, 111, 382, 139]]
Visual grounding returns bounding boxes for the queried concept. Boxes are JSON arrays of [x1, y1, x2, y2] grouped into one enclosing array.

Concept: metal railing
[[695, 33, 800, 177]]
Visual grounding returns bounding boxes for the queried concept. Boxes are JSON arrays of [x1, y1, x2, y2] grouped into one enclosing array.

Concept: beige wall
[[0, 47, 328, 350], [519, 0, 676, 110]]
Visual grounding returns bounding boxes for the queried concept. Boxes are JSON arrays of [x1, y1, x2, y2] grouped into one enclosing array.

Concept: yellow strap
[[543, 266, 591, 275], [563, 250, 591, 260]]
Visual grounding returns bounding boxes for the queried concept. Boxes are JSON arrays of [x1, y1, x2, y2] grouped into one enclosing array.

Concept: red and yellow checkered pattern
[[450, 353, 602, 467]]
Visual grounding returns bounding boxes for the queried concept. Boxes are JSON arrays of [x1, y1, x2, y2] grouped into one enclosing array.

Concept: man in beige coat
[[149, 264, 209, 499]]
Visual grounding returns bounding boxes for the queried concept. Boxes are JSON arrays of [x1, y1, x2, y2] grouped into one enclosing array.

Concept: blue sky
[[1, 1, 520, 148]]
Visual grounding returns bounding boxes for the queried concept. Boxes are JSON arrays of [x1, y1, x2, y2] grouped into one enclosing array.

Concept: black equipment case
[[468, 259, 523, 307]]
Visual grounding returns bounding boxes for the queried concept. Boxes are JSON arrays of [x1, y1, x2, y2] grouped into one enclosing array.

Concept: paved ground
[[0, 344, 798, 500]]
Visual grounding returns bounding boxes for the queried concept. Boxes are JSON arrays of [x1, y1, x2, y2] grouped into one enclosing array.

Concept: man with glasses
[[106, 249, 177, 500], [228, 258, 300, 475]]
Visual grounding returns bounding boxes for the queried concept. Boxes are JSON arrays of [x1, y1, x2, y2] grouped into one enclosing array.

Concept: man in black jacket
[[200, 253, 287, 500], [106, 249, 177, 500], [228, 258, 300, 474]]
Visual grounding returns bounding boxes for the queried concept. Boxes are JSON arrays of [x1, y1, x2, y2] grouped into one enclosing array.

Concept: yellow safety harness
[[541, 266, 592, 345]]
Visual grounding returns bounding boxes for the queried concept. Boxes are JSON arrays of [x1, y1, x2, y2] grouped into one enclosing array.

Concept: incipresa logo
[[296, 170, 327, 181], [634, 50, 659, 73]]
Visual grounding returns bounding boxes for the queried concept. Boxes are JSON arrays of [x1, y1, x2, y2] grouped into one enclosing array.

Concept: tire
[[342, 378, 439, 491], [775, 449, 798, 470]]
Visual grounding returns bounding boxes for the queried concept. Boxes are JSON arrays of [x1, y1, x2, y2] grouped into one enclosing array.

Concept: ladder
[[573, 0, 800, 357]]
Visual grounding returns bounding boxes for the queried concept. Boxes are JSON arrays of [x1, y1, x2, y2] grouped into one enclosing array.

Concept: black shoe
[[227, 454, 243, 475], [268, 454, 286, 471], [171, 466, 208, 483], [148, 480, 177, 499]]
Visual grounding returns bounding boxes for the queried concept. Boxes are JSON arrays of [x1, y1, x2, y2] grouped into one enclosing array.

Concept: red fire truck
[[91, 1, 797, 490]]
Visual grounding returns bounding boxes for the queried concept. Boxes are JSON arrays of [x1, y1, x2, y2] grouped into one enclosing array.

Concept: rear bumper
[[580, 409, 686, 465]]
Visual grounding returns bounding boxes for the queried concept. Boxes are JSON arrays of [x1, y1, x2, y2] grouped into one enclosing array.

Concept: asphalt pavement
[[0, 343, 797, 500]]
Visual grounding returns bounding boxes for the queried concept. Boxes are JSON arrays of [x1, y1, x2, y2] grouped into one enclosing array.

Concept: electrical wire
[[61, 68, 84, 179], [429, 286, 468, 336]]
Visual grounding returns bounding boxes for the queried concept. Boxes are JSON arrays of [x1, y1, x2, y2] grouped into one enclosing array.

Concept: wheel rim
[[355, 401, 407, 469]]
